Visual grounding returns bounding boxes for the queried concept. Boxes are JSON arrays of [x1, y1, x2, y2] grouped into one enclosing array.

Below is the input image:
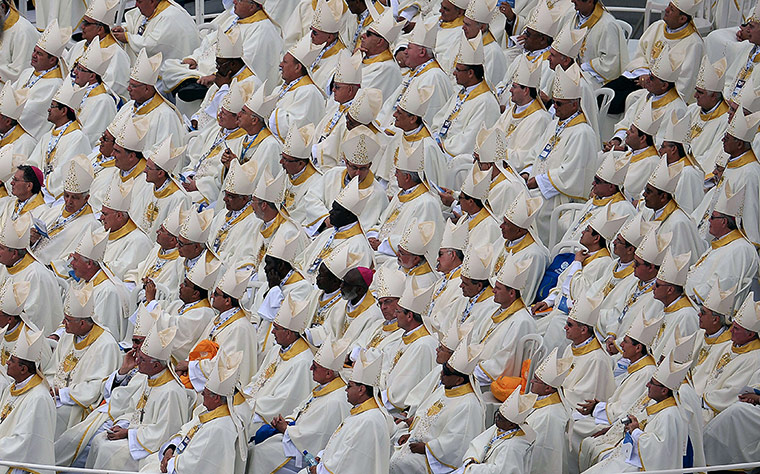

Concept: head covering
[[525, 0, 562, 38], [148, 135, 185, 174], [448, 337, 483, 374], [551, 62, 583, 100], [349, 351, 382, 387], [474, 124, 507, 163], [455, 31, 484, 67], [498, 389, 538, 440], [647, 156, 683, 195], [223, 159, 258, 196], [650, 45, 684, 83], [130, 48, 162, 86], [341, 127, 379, 165], [217, 265, 253, 300], [398, 278, 435, 315], [695, 56, 727, 93], [221, 79, 254, 114], [141, 321, 177, 362], [288, 36, 323, 70], [324, 246, 363, 279], [440, 219, 469, 251], [133, 302, 161, 337], [161, 205, 185, 236], [596, 151, 630, 187], [115, 115, 150, 152], [0, 82, 27, 121], [398, 82, 435, 117], [733, 292, 760, 333], [36, 19, 71, 58], [0, 213, 30, 250], [701, 279, 737, 317], [63, 154, 95, 193], [217, 25, 244, 59], [407, 19, 437, 49], [395, 140, 425, 173], [567, 292, 603, 327], [347, 88, 383, 125], [634, 228, 671, 266], [187, 256, 222, 291], [533, 347, 572, 387], [727, 108, 760, 142], [84, 0, 120, 26], [633, 102, 666, 137], [670, 0, 703, 16], [714, 181, 745, 219], [588, 206, 628, 242], [495, 252, 532, 291], [74, 227, 108, 261], [254, 168, 287, 205], [652, 350, 691, 391], [78, 36, 114, 77], [314, 337, 350, 372], [656, 248, 690, 286], [0, 145, 23, 187], [504, 189, 542, 229], [551, 26, 587, 58], [625, 310, 664, 348], [619, 213, 657, 248], [267, 225, 305, 266], [244, 80, 278, 120], [460, 166, 490, 201], [399, 218, 437, 256], [179, 207, 215, 243], [282, 124, 314, 160], [661, 110, 692, 146], [11, 326, 46, 366], [64, 283, 95, 319], [512, 55, 542, 89], [465, 0, 497, 24], [333, 50, 363, 85], [274, 293, 312, 333], [0, 280, 29, 316], [52, 79, 87, 111], [206, 348, 243, 396], [102, 176, 134, 212], [311, 0, 343, 33], [461, 243, 494, 280], [368, 4, 404, 44], [335, 175, 372, 217], [374, 265, 406, 299]]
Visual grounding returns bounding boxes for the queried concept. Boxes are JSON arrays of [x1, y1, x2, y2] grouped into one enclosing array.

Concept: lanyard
[[25, 66, 56, 88]]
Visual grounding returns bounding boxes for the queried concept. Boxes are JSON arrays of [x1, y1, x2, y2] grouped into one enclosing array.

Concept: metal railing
[[0, 459, 149, 473], [610, 461, 760, 473]]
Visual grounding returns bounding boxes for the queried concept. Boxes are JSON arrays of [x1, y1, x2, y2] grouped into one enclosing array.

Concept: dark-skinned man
[[0, 83, 37, 156], [687, 56, 730, 174]]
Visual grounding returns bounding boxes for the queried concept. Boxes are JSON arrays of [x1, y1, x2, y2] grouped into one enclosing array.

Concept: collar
[[313, 377, 346, 397], [179, 298, 212, 314], [445, 383, 475, 397], [627, 355, 656, 374], [533, 391, 562, 408], [663, 20, 696, 40], [146, 0, 171, 21], [74, 324, 105, 350], [238, 9, 269, 23], [439, 15, 464, 28], [7, 253, 35, 276], [280, 338, 310, 361], [726, 150, 758, 169], [700, 100, 729, 121], [653, 199, 678, 222], [582, 248, 610, 266], [646, 396, 677, 415], [199, 403, 231, 423], [651, 88, 681, 109], [109, 219, 139, 241], [363, 49, 394, 65], [4, 321, 22, 342], [710, 229, 743, 249], [347, 293, 376, 318], [10, 374, 43, 397], [398, 183, 430, 203], [592, 192, 626, 207], [613, 260, 635, 278], [492, 299, 526, 324], [289, 161, 318, 186], [402, 324, 430, 344], [504, 232, 534, 253], [571, 336, 602, 356], [732, 338, 760, 354], [350, 396, 379, 415], [704, 326, 732, 345], [120, 159, 146, 181], [154, 179, 180, 198], [147, 368, 175, 387], [403, 261, 433, 276]]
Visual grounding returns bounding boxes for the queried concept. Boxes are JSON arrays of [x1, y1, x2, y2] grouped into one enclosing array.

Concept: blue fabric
[[683, 437, 694, 468], [253, 421, 295, 444], [535, 253, 574, 302]]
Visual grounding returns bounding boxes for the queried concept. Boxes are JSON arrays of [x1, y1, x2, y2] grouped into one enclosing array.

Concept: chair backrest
[[517, 334, 545, 392], [616, 19, 633, 41]]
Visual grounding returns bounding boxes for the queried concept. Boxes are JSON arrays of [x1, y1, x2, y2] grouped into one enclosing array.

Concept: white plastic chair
[[548, 202, 586, 249], [617, 19, 633, 41], [595, 88, 615, 143], [643, 0, 669, 27], [516, 334, 545, 392]]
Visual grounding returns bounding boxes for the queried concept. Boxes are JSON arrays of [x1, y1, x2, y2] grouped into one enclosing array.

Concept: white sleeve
[[535, 173, 560, 200], [58, 387, 76, 406], [128, 428, 151, 460], [426, 446, 456, 474], [188, 360, 207, 392]]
